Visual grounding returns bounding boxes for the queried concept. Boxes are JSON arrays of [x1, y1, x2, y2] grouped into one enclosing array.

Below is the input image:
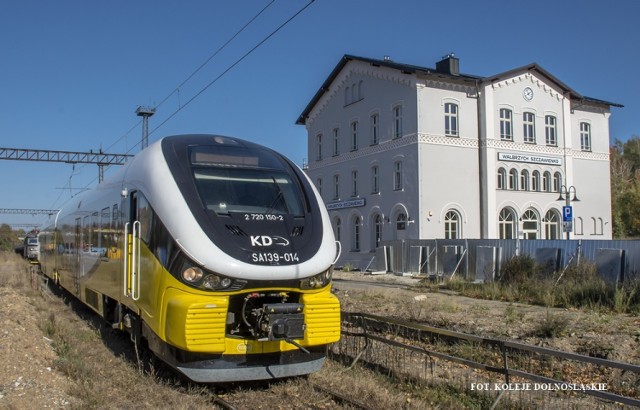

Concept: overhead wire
[[148, 0, 315, 139], [48, 0, 304, 213]]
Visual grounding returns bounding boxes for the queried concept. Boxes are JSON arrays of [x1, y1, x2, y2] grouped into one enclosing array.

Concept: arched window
[[597, 218, 604, 235], [334, 217, 341, 242], [575, 217, 584, 235], [509, 169, 518, 190], [543, 210, 561, 239], [444, 210, 461, 239], [553, 172, 562, 193], [498, 208, 516, 239], [520, 170, 530, 191], [521, 209, 539, 239], [396, 213, 407, 231], [532, 171, 540, 191], [373, 214, 383, 250], [352, 216, 361, 251], [344, 87, 350, 105], [542, 171, 551, 192], [497, 168, 507, 190]]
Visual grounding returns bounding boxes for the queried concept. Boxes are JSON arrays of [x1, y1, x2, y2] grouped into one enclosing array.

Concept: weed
[[530, 310, 568, 338]]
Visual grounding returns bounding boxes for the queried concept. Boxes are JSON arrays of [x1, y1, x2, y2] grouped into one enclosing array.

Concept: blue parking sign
[[562, 205, 573, 222]]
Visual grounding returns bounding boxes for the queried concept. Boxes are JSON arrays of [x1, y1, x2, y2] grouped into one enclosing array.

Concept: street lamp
[[557, 185, 580, 240]]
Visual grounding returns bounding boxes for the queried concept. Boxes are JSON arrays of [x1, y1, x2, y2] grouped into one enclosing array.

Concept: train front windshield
[[191, 145, 305, 217]]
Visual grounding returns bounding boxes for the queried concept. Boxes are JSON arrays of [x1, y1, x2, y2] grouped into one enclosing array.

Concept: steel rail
[[342, 311, 640, 407]]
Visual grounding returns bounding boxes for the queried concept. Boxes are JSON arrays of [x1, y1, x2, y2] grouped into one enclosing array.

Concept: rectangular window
[[393, 161, 403, 190], [393, 105, 403, 139], [351, 170, 358, 197], [371, 165, 379, 193], [333, 174, 340, 200], [523, 112, 535, 143], [580, 122, 591, 151], [545, 115, 557, 146], [316, 178, 322, 196], [499, 109, 513, 140], [444, 103, 458, 137], [370, 113, 379, 145], [315, 134, 322, 161], [332, 128, 339, 156], [350, 121, 358, 151]]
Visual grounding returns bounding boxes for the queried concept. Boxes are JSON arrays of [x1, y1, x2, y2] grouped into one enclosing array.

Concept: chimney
[[435, 53, 459, 76]]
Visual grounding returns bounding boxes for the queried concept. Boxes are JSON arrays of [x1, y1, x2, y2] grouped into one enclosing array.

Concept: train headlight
[[202, 274, 221, 289], [182, 266, 204, 282], [300, 267, 333, 290]]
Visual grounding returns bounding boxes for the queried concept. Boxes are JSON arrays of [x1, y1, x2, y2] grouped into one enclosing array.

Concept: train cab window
[[136, 193, 153, 244], [190, 144, 305, 217]]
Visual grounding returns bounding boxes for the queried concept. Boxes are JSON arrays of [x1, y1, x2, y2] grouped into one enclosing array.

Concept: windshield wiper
[[266, 177, 289, 214]]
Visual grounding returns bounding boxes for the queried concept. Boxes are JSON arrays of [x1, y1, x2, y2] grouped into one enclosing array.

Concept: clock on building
[[523, 86, 534, 101]]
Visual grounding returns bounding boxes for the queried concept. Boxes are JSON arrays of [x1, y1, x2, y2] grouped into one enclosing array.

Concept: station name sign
[[327, 198, 366, 210], [498, 152, 562, 166]]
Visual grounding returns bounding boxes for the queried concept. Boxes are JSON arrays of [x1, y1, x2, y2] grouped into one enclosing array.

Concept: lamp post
[[557, 185, 579, 240]]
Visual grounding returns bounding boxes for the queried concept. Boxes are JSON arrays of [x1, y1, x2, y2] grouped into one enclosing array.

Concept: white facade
[[297, 55, 620, 268]]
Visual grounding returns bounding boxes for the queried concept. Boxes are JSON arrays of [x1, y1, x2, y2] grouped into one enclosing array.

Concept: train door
[[123, 191, 141, 302]]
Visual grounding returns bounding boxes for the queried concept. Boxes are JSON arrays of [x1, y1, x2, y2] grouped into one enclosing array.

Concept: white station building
[[296, 54, 621, 266]]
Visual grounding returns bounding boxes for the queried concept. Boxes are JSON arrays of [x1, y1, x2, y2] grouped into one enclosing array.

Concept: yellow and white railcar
[[39, 135, 340, 382]]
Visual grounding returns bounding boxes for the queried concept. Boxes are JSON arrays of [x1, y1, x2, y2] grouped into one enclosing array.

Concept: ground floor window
[[444, 210, 460, 239], [498, 208, 516, 239], [521, 209, 539, 239]]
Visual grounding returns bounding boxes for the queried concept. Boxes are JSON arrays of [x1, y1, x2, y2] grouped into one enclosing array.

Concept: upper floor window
[[370, 113, 379, 145], [520, 169, 530, 191], [371, 165, 379, 194], [523, 112, 536, 143], [508, 168, 518, 190], [500, 108, 513, 141], [580, 122, 591, 151], [332, 128, 339, 156], [532, 171, 540, 191], [316, 177, 322, 196], [350, 121, 359, 151], [542, 171, 551, 192], [553, 172, 562, 193], [393, 161, 403, 190], [545, 115, 557, 146], [351, 170, 358, 197], [444, 103, 459, 137], [333, 174, 340, 200], [393, 105, 403, 139], [497, 167, 507, 190], [315, 134, 322, 161], [344, 81, 364, 105]]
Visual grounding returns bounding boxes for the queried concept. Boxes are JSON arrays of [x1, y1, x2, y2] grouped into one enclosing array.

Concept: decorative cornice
[[418, 133, 479, 148]]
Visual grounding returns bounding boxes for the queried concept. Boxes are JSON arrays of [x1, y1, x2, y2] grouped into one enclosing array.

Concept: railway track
[[335, 311, 640, 408]]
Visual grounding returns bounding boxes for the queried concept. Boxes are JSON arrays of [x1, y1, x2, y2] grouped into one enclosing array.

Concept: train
[[20, 231, 40, 263], [38, 134, 341, 382]]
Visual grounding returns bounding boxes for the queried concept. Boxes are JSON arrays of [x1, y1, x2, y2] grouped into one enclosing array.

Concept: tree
[[0, 224, 19, 252], [611, 136, 640, 238]]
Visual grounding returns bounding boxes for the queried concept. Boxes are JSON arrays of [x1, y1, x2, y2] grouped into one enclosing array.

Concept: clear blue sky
[[1, 0, 638, 229]]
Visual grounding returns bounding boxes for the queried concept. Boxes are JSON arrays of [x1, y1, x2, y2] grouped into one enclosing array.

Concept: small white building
[[296, 54, 621, 267]]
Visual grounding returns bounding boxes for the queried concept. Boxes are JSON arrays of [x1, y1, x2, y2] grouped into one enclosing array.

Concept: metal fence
[[371, 239, 640, 283]]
